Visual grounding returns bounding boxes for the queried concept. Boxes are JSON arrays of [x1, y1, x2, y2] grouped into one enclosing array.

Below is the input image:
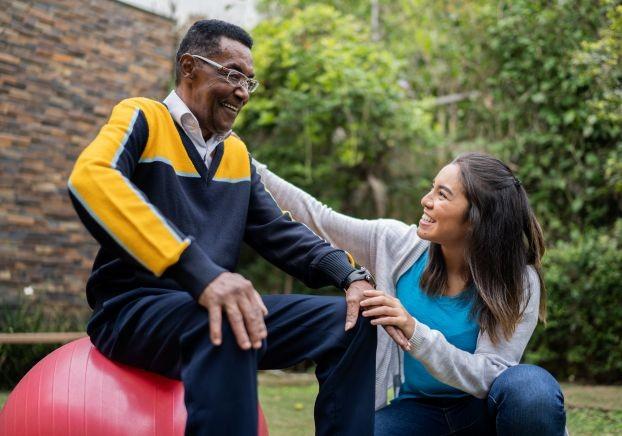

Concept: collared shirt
[[163, 90, 231, 169]]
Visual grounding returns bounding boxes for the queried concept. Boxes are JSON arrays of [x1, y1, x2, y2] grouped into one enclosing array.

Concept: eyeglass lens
[[226, 70, 258, 93]]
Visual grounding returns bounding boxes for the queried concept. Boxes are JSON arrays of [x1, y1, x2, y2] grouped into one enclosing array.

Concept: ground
[[1, 374, 621, 435], [257, 372, 622, 436]]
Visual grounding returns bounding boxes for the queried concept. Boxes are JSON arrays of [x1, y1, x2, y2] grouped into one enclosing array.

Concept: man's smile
[[220, 101, 240, 113]]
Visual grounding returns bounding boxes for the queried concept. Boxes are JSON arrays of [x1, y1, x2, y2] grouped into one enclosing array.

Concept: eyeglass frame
[[184, 53, 259, 94]]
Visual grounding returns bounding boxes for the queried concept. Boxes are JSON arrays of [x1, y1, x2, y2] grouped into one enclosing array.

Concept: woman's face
[[416, 164, 470, 246]]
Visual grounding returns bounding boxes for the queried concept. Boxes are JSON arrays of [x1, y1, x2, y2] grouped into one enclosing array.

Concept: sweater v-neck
[[173, 121, 224, 184]]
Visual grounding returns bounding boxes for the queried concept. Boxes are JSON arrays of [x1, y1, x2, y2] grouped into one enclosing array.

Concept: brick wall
[[0, 0, 176, 309]]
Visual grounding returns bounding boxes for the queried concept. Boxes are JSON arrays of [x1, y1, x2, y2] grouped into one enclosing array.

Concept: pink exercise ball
[[0, 337, 269, 436]]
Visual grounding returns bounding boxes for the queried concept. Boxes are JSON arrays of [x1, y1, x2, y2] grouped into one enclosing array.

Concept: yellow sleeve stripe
[[213, 135, 252, 181], [345, 252, 356, 267], [69, 101, 190, 276], [110, 107, 140, 167], [212, 176, 251, 183], [68, 179, 191, 273], [139, 98, 200, 178], [138, 156, 202, 178]]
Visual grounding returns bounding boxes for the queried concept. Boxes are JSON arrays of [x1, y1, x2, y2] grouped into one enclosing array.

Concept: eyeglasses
[[186, 53, 259, 94]]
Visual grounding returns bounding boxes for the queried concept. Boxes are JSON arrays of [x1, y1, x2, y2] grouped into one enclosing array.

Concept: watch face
[[365, 274, 376, 287]]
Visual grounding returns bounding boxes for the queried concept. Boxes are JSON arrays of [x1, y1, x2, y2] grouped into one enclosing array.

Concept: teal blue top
[[397, 250, 479, 398]]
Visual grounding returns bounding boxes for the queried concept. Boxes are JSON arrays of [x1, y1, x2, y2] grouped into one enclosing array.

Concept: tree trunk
[[367, 173, 387, 217], [371, 0, 380, 42]]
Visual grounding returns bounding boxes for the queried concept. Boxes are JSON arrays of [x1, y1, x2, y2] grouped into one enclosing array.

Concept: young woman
[[254, 153, 566, 435]]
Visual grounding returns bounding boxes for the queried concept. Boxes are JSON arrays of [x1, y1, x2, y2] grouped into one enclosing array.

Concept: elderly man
[[68, 19, 378, 435]]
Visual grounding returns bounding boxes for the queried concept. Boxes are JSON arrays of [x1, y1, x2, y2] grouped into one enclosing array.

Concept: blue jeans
[[375, 364, 566, 435]]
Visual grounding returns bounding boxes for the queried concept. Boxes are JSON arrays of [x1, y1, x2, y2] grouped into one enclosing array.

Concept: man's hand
[[345, 281, 412, 351], [344, 279, 372, 331], [198, 272, 268, 350]]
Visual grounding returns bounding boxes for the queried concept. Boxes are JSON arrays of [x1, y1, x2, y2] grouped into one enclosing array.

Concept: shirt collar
[[163, 90, 231, 145]]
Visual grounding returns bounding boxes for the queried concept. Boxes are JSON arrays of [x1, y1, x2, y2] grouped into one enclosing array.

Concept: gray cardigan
[[254, 161, 541, 410]]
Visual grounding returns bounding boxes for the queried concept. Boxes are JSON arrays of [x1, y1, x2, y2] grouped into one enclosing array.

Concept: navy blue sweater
[[68, 97, 355, 308]]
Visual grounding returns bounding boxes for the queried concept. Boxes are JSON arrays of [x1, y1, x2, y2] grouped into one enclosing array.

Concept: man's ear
[[179, 54, 196, 81]]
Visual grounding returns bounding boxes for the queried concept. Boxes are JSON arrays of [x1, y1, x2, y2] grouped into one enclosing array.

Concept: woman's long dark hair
[[420, 152, 546, 343]]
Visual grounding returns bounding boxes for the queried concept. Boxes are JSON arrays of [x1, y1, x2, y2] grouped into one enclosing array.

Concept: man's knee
[[220, 316, 268, 357], [324, 297, 375, 342], [182, 309, 259, 352], [352, 310, 376, 341]]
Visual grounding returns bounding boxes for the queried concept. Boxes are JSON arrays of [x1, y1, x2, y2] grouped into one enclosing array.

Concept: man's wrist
[[341, 267, 375, 291], [165, 241, 227, 300], [314, 250, 358, 289]]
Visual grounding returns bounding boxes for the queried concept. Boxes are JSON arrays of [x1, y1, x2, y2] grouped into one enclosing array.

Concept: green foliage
[[469, 0, 621, 236], [245, 0, 621, 380], [526, 221, 622, 383], [259, 0, 498, 105], [237, 4, 439, 292], [259, 1, 622, 238], [238, 4, 438, 216], [0, 296, 87, 390]]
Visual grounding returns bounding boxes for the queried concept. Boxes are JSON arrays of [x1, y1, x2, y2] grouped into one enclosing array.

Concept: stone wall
[[0, 0, 176, 309]]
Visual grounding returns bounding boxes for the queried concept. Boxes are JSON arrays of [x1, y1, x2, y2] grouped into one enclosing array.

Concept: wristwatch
[[341, 267, 376, 291]]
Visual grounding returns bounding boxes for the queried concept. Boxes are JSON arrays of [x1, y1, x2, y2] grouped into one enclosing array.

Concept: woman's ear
[[464, 204, 474, 225]]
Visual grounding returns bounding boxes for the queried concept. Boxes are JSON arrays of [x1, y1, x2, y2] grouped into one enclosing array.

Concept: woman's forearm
[[253, 160, 381, 269], [406, 273, 541, 398]]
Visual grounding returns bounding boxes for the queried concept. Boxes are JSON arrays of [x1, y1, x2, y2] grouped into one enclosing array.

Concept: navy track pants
[[87, 288, 377, 436]]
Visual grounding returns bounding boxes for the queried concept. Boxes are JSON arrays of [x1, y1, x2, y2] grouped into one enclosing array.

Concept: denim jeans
[[375, 364, 566, 435]]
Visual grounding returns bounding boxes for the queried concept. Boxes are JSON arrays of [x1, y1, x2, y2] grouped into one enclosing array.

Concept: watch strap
[[341, 267, 376, 290]]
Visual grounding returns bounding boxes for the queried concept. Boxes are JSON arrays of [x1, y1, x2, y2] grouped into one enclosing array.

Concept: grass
[[566, 408, 622, 435], [561, 383, 622, 436], [257, 375, 622, 436], [1, 375, 621, 435], [258, 372, 318, 436]]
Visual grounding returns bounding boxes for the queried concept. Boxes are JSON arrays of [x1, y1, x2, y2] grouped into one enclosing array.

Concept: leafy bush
[[247, 0, 622, 374], [240, 4, 439, 219], [237, 4, 440, 292], [526, 221, 622, 383], [477, 1, 621, 238], [0, 295, 87, 390]]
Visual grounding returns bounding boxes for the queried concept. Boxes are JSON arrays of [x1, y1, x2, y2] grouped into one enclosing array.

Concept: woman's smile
[[419, 212, 436, 228]]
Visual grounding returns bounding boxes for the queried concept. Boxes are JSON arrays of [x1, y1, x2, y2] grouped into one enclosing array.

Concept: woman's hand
[[361, 290, 417, 340]]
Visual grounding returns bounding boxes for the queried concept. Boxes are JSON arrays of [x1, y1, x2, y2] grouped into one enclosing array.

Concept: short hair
[[175, 19, 254, 85]]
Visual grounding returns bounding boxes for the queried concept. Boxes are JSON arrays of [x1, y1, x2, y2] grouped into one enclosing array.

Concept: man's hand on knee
[[198, 272, 268, 350], [344, 280, 374, 331], [346, 282, 412, 350]]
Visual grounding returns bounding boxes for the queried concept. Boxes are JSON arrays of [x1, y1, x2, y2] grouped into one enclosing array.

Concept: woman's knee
[[374, 401, 417, 434], [490, 364, 563, 407], [498, 365, 562, 400], [488, 364, 566, 433]]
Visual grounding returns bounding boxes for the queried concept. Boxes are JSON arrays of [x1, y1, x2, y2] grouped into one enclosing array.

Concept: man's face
[[181, 37, 254, 138]]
